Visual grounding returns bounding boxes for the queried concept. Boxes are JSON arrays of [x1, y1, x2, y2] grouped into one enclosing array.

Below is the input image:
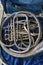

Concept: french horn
[[0, 11, 43, 57]]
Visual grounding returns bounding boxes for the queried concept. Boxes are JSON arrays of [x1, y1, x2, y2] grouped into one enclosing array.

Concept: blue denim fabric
[[1, 46, 43, 65], [1, 0, 43, 14]]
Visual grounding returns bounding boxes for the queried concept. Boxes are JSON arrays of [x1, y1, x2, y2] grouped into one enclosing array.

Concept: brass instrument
[[0, 11, 42, 57]]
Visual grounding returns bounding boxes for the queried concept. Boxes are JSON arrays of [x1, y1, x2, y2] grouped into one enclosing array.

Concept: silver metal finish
[[0, 11, 42, 57]]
